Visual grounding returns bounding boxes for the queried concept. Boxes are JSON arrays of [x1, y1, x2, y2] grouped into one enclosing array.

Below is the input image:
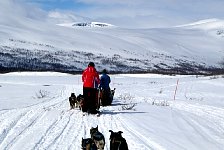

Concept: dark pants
[[83, 87, 98, 113]]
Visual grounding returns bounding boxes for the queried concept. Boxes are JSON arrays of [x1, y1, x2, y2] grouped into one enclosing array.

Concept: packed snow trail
[[0, 72, 224, 150], [0, 85, 158, 150]]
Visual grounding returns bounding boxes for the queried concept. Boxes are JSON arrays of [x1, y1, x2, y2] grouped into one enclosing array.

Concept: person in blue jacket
[[99, 69, 112, 106], [100, 69, 111, 90]]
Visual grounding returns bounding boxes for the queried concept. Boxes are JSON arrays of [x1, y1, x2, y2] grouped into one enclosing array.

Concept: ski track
[[1, 80, 224, 150], [171, 102, 224, 133], [0, 110, 28, 145], [38, 111, 74, 150], [0, 87, 69, 150], [171, 101, 224, 148], [0, 98, 182, 150], [113, 115, 164, 150], [0, 108, 45, 149]]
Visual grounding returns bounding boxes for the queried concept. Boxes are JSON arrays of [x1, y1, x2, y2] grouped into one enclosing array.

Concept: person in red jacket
[[82, 62, 100, 114]]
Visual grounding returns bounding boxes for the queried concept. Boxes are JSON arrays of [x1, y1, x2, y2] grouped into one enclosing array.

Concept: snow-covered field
[[0, 72, 224, 150]]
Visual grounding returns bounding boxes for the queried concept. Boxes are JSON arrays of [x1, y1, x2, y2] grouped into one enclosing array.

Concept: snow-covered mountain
[[176, 18, 224, 38], [0, 6, 224, 74], [57, 22, 114, 28], [176, 18, 224, 30]]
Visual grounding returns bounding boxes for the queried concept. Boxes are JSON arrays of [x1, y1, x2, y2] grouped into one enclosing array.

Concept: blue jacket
[[100, 73, 111, 90]]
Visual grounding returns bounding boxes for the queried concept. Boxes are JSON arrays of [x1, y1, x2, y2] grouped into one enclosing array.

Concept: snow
[[0, 72, 224, 150], [57, 22, 115, 28], [1, 3, 224, 70], [176, 18, 224, 30]]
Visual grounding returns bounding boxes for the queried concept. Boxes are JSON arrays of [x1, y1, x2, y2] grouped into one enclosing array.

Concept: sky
[[2, 0, 224, 28]]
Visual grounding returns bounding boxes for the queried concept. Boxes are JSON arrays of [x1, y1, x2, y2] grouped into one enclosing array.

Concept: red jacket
[[82, 66, 100, 88]]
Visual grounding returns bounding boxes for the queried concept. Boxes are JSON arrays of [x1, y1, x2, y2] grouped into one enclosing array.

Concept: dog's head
[[90, 125, 99, 136], [70, 93, 76, 98], [111, 88, 116, 97], [90, 126, 105, 141], [109, 130, 128, 150], [81, 138, 97, 150], [77, 94, 84, 102], [109, 130, 123, 141]]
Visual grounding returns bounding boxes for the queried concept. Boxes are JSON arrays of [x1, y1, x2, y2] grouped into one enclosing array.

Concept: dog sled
[[99, 88, 115, 106], [69, 88, 115, 116]]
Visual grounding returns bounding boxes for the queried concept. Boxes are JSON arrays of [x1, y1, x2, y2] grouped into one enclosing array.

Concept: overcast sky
[[2, 0, 224, 28]]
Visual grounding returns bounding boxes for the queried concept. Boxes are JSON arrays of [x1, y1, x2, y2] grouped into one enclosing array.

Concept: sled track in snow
[[0, 110, 28, 145], [171, 101, 224, 148], [76, 108, 164, 150], [34, 111, 75, 150], [112, 115, 165, 150], [172, 102, 224, 132], [0, 102, 162, 150], [0, 84, 163, 150], [3, 110, 46, 149], [0, 95, 68, 150]]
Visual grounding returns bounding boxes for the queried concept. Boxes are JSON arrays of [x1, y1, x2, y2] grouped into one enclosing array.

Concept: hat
[[88, 62, 95, 67], [102, 69, 107, 74]]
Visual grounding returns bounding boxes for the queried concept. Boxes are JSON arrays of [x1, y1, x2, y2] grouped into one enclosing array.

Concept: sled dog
[[109, 130, 128, 150], [69, 93, 84, 110], [99, 88, 116, 106], [69, 93, 77, 109], [111, 88, 116, 98], [90, 126, 105, 150], [76, 94, 84, 110]]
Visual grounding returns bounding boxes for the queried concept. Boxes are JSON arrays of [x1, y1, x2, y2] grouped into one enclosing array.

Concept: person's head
[[102, 69, 107, 74], [88, 62, 95, 67]]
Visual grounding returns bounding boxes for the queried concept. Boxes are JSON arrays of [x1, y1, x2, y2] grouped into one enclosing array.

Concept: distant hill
[[0, 11, 224, 74], [57, 22, 114, 28]]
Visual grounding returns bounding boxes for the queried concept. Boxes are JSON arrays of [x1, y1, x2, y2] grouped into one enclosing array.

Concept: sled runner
[[82, 111, 100, 117]]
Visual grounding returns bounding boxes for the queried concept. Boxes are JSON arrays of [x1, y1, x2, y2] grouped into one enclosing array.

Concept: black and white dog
[[90, 126, 105, 150], [81, 138, 97, 150], [109, 130, 128, 150], [111, 88, 116, 98]]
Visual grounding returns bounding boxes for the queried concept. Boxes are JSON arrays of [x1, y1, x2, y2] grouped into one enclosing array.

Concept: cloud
[[70, 0, 224, 28], [0, 0, 25, 16], [0, 0, 47, 21], [76, 0, 149, 5], [1, 0, 224, 28], [0, 0, 54, 35], [47, 10, 90, 24]]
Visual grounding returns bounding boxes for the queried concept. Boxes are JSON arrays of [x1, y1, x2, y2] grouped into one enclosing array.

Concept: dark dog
[[90, 126, 105, 150], [77, 94, 84, 110], [109, 130, 128, 150], [69, 93, 84, 110], [81, 138, 97, 150], [69, 93, 77, 109], [100, 88, 116, 106]]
